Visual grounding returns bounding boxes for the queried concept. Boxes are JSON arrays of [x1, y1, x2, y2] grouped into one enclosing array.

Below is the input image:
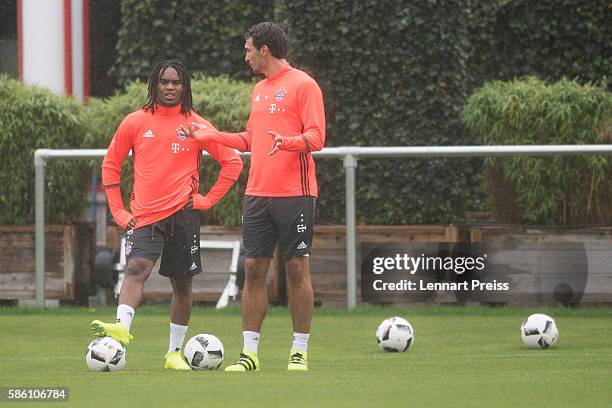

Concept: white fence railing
[[34, 145, 612, 308]]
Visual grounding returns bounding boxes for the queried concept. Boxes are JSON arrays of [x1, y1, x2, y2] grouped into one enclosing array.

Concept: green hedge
[[463, 77, 612, 225], [85, 76, 253, 227], [111, 0, 611, 225], [6, 0, 611, 226], [0, 75, 90, 225], [114, 0, 274, 85], [467, 0, 612, 89], [278, 0, 483, 224]]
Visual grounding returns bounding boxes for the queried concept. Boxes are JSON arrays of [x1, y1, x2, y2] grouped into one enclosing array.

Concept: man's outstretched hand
[[268, 130, 284, 156], [178, 122, 210, 140]]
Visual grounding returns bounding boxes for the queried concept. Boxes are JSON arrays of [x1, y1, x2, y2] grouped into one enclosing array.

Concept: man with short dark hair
[[90, 59, 243, 370], [183, 22, 326, 372]]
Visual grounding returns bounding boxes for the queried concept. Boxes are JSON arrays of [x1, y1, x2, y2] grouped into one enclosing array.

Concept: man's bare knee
[[245, 258, 269, 286], [286, 257, 311, 286], [125, 258, 153, 282], [286, 256, 309, 274], [170, 276, 193, 296]]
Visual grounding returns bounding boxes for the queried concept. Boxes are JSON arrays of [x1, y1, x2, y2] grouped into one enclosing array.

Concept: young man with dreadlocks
[[90, 59, 243, 370], [182, 22, 325, 372]]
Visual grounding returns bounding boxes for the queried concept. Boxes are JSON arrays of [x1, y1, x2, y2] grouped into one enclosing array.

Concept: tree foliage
[[464, 77, 612, 224], [0, 75, 90, 224]]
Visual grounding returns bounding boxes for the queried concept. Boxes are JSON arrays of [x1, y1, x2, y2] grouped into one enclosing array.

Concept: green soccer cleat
[[287, 349, 308, 371], [90, 320, 134, 346], [224, 350, 260, 372], [164, 351, 192, 370]]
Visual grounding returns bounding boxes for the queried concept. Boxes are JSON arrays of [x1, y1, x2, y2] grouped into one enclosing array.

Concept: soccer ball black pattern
[[85, 337, 126, 372], [520, 313, 559, 349], [376, 317, 414, 352], [183, 334, 224, 370]]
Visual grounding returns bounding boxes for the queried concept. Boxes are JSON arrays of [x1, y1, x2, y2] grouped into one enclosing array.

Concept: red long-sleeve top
[[102, 104, 243, 229], [194, 65, 325, 197]]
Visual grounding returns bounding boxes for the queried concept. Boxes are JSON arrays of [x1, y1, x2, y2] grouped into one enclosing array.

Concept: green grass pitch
[[1, 305, 611, 407]]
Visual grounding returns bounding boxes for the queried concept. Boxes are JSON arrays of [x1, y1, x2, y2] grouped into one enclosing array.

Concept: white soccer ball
[[520, 313, 559, 349], [183, 334, 224, 370], [376, 316, 414, 352], [85, 337, 126, 372]]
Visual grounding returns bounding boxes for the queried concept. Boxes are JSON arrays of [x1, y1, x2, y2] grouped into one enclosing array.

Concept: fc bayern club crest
[[275, 88, 287, 101], [177, 130, 186, 140]]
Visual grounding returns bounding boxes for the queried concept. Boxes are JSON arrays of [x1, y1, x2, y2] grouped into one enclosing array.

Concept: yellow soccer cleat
[[90, 320, 134, 346], [287, 349, 308, 371], [224, 350, 260, 372], [164, 351, 192, 370]]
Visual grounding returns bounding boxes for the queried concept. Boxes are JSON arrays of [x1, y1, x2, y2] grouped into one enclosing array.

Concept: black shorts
[[124, 208, 201, 278], [242, 195, 316, 259]]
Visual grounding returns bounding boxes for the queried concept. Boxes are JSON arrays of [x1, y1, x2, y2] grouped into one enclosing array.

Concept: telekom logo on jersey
[[171, 143, 191, 154], [268, 103, 286, 114]]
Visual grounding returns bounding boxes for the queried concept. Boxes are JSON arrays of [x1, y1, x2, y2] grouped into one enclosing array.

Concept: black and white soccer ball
[[183, 334, 224, 370], [85, 337, 126, 372], [376, 317, 414, 352], [520, 313, 559, 349]]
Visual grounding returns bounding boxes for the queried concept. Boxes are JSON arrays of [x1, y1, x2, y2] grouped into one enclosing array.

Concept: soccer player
[[182, 22, 325, 372], [90, 59, 243, 370]]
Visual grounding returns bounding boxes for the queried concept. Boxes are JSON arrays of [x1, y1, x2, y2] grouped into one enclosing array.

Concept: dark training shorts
[[242, 195, 316, 259], [124, 208, 201, 278]]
